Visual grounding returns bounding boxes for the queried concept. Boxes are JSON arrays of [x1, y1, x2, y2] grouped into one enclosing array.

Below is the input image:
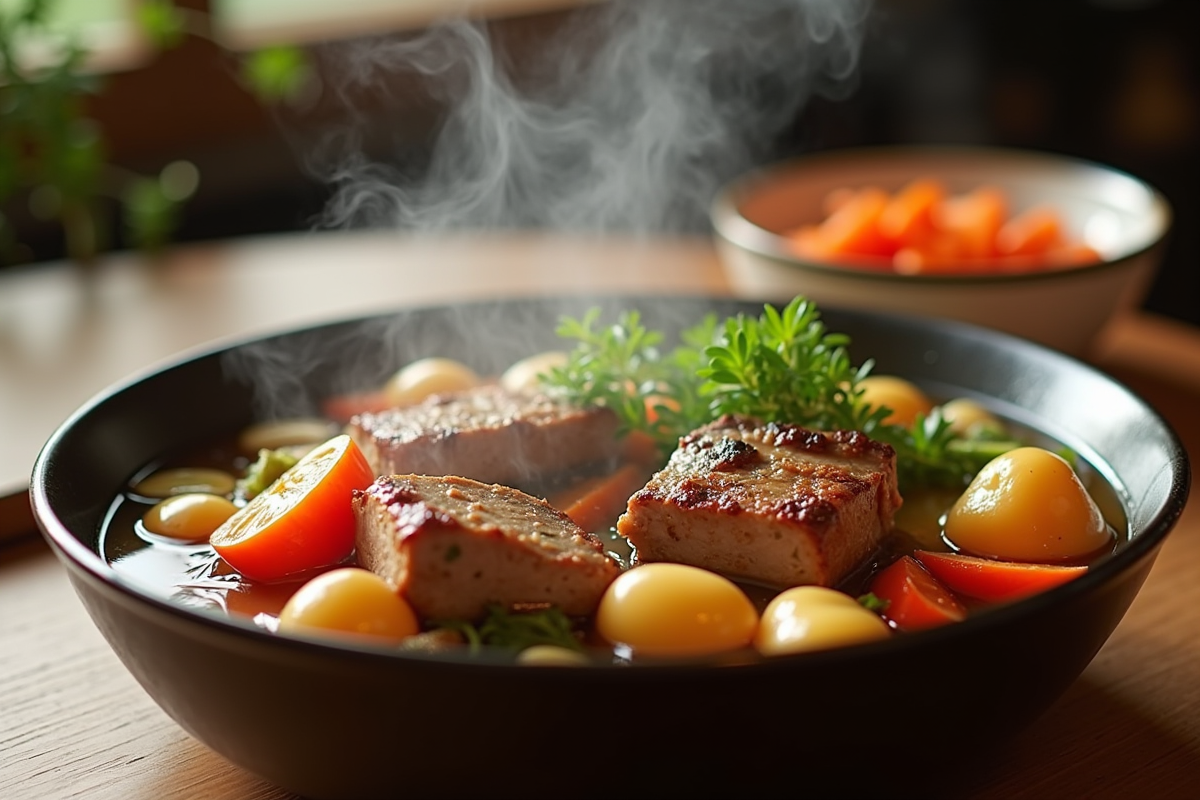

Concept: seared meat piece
[[354, 474, 622, 621], [617, 415, 902, 588], [346, 385, 622, 489]]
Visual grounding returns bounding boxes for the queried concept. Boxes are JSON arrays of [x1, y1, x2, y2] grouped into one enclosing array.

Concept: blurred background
[[1, 0, 1195, 326]]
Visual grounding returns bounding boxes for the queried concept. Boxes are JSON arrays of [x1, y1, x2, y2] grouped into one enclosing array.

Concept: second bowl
[[711, 145, 1171, 355]]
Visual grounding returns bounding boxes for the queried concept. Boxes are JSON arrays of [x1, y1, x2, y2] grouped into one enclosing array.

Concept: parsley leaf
[[435, 605, 583, 654], [540, 295, 1019, 490]]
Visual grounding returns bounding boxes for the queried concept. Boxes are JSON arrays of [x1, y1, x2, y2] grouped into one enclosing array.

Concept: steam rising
[[226, 1, 873, 420], [317, 0, 872, 234]]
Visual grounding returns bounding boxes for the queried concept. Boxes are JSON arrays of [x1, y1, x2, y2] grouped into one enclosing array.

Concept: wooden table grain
[[1, 232, 1197, 800]]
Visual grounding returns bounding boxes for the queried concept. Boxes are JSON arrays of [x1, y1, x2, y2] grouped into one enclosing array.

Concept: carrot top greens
[[540, 296, 1018, 490]]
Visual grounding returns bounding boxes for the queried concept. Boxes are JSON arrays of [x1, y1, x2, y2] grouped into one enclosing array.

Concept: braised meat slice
[[617, 415, 902, 588], [353, 474, 622, 621], [346, 385, 622, 489]]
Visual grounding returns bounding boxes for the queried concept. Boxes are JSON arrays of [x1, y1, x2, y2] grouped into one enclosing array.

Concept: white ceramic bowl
[[711, 146, 1172, 355]]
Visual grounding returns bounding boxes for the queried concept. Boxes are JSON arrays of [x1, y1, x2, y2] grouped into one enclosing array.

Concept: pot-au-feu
[[105, 296, 1119, 663]]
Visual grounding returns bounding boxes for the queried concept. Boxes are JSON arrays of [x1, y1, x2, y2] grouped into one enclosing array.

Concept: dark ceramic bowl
[[31, 296, 1189, 800]]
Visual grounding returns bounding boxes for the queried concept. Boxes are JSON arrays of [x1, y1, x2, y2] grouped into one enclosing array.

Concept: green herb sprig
[[540, 296, 1019, 491], [436, 605, 583, 654]]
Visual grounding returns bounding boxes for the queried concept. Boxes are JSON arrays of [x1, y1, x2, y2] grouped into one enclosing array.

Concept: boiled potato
[[940, 398, 1003, 437], [133, 467, 236, 499], [595, 563, 759, 658], [856, 375, 933, 427], [501, 351, 568, 394], [278, 568, 419, 643], [944, 446, 1112, 561], [385, 358, 479, 406], [238, 418, 337, 456], [141, 493, 239, 542], [754, 586, 890, 656]]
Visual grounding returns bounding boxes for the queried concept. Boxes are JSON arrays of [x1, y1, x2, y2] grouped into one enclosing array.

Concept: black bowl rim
[[710, 144, 1173, 285], [29, 294, 1192, 673]]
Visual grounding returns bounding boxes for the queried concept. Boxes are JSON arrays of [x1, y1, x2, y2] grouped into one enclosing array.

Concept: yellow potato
[[944, 447, 1112, 561], [501, 351, 568, 394], [595, 563, 759, 658], [142, 493, 239, 542], [384, 358, 479, 406], [754, 586, 890, 656], [237, 418, 337, 456], [278, 568, 419, 643], [940, 398, 1003, 437], [133, 467, 236, 499], [856, 375, 933, 427]]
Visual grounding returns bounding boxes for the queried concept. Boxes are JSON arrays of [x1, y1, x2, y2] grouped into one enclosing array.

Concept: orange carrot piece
[[620, 429, 662, 465], [785, 224, 833, 260], [879, 179, 946, 247], [892, 231, 978, 275], [793, 179, 1100, 275], [550, 464, 651, 533], [996, 206, 1064, 256], [1044, 242, 1103, 268], [818, 186, 894, 258], [934, 186, 1008, 259], [913, 550, 1087, 603], [822, 187, 857, 215]]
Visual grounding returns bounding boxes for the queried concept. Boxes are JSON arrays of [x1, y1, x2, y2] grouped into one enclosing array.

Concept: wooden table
[[2, 232, 1198, 799]]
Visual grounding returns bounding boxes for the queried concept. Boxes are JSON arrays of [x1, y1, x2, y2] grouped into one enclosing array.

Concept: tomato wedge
[[869, 555, 967, 631], [210, 434, 375, 582], [912, 550, 1087, 603]]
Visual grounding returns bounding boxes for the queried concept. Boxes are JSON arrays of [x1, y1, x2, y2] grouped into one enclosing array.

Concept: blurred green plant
[[0, 0, 312, 263]]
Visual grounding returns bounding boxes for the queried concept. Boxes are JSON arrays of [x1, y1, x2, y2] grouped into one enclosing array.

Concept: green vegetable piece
[[237, 448, 299, 499], [858, 592, 890, 613], [436, 605, 583, 654]]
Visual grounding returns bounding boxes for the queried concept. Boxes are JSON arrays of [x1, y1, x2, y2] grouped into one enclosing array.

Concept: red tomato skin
[[913, 550, 1087, 603], [870, 556, 967, 631], [211, 436, 376, 582]]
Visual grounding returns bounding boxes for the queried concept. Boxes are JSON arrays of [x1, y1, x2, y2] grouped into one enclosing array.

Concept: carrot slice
[[785, 224, 832, 260], [822, 187, 858, 215], [934, 186, 1008, 259], [996, 206, 1064, 257], [912, 550, 1087, 603], [869, 555, 967, 631], [549, 463, 651, 533], [892, 235, 973, 274], [817, 186, 894, 258], [795, 180, 1099, 275], [1044, 242, 1103, 268], [879, 179, 945, 246]]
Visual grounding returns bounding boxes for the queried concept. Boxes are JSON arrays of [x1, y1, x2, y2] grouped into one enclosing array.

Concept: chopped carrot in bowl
[[785, 180, 1102, 275]]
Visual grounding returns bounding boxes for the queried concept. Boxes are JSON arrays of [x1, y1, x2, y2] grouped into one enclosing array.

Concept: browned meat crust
[[617, 414, 902, 588], [353, 474, 622, 621], [346, 385, 623, 489]]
